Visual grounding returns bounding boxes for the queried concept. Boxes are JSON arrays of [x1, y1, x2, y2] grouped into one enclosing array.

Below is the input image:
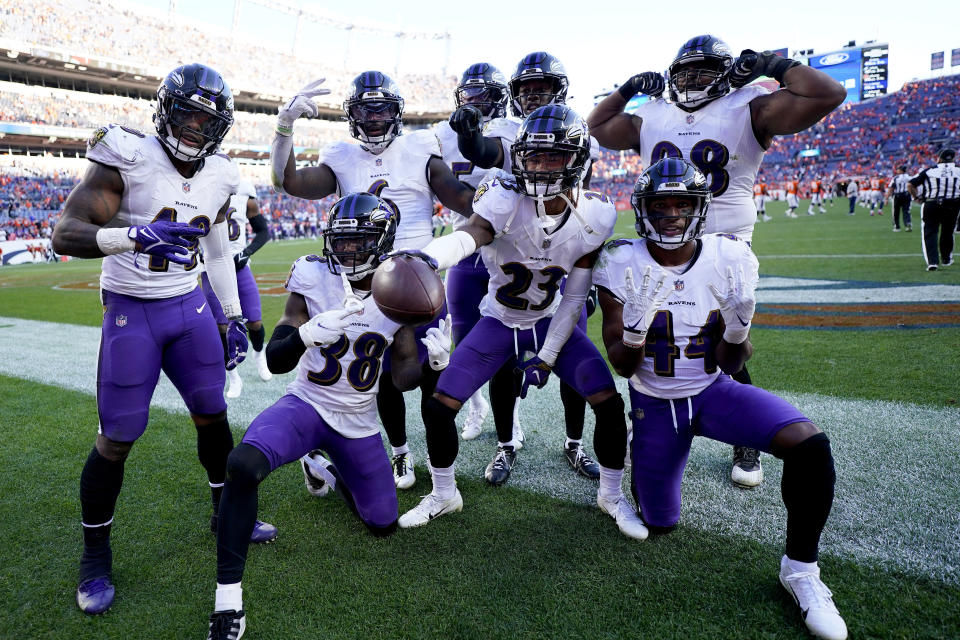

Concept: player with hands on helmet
[[594, 158, 847, 640]]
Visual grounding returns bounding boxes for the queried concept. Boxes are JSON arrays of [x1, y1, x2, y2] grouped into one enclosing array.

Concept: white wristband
[[722, 325, 750, 344], [222, 302, 243, 320], [96, 227, 136, 255]]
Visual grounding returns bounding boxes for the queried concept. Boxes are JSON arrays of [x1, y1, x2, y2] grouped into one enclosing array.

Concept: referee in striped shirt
[[909, 148, 960, 271], [887, 165, 912, 232]]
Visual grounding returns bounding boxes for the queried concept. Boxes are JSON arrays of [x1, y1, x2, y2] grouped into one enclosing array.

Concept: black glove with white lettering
[[618, 72, 665, 100]]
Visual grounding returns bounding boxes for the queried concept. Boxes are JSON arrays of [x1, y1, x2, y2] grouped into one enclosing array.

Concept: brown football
[[372, 255, 445, 326]]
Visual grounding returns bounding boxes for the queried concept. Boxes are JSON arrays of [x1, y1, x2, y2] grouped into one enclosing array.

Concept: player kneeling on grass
[[389, 105, 646, 540], [593, 158, 847, 640], [207, 193, 450, 640]]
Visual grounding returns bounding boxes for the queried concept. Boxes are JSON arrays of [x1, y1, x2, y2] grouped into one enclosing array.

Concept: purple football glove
[[517, 352, 551, 399], [225, 319, 248, 371], [128, 221, 204, 265]]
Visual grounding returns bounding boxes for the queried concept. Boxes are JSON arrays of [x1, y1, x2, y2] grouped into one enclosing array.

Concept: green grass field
[[1, 197, 958, 639]]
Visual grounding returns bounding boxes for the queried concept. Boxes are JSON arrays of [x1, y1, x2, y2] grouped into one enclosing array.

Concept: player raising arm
[[51, 63, 276, 616], [588, 36, 845, 487], [594, 159, 846, 640]]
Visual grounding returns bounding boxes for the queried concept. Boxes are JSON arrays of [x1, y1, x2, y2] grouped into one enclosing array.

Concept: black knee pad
[[783, 432, 834, 478], [225, 443, 271, 491], [423, 396, 459, 469], [591, 393, 627, 469]]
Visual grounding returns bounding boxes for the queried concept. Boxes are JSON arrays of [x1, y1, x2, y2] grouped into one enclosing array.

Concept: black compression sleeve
[[265, 324, 306, 373], [458, 132, 503, 169], [244, 215, 270, 255]]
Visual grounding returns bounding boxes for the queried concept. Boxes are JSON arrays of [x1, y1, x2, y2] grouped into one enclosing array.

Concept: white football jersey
[[593, 234, 759, 399], [321, 130, 440, 250], [87, 124, 239, 298], [475, 170, 617, 329], [227, 180, 257, 256], [635, 86, 770, 242], [283, 254, 403, 438]]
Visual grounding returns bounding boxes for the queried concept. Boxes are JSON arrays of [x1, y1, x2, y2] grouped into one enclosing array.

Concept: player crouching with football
[[593, 158, 847, 640], [387, 105, 647, 541], [206, 192, 451, 640]]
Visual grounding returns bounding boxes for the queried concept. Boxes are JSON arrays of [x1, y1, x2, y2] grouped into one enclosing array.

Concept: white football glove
[[621, 266, 675, 348], [276, 78, 331, 136], [421, 315, 452, 371], [299, 307, 359, 348], [708, 264, 756, 344]]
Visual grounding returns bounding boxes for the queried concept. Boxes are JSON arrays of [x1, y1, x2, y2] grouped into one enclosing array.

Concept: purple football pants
[[200, 265, 262, 325], [242, 394, 398, 528], [435, 315, 615, 403], [628, 374, 811, 528], [97, 288, 227, 441]]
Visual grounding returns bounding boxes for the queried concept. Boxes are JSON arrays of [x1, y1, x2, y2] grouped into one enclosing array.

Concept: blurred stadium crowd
[[1, 0, 958, 244]]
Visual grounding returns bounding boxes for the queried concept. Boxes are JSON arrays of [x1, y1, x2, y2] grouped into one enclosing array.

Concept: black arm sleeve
[[457, 131, 503, 169], [243, 215, 270, 256], [265, 324, 306, 374], [908, 170, 927, 188]]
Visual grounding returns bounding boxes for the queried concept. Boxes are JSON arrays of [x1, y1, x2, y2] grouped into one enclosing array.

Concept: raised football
[[372, 255, 445, 326]]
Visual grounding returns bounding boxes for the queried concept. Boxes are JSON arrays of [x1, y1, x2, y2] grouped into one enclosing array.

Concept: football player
[[593, 158, 847, 640], [433, 62, 509, 442], [51, 63, 277, 616], [447, 52, 603, 482], [205, 192, 448, 640], [588, 35, 845, 487], [393, 106, 645, 540], [200, 178, 273, 398], [808, 177, 826, 215], [270, 72, 475, 492], [753, 174, 770, 221], [785, 177, 800, 218]]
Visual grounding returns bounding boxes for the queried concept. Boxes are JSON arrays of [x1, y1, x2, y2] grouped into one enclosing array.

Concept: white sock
[[391, 444, 410, 457], [565, 437, 582, 449], [598, 465, 623, 500], [429, 463, 456, 499], [215, 582, 243, 612], [512, 403, 521, 427], [465, 391, 480, 413], [785, 556, 819, 574]]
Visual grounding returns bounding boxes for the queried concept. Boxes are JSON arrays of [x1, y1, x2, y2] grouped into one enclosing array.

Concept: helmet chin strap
[[558, 188, 595, 234]]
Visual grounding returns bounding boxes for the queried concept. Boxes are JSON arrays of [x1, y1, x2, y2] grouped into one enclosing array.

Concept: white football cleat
[[253, 349, 272, 381], [398, 490, 463, 528], [392, 452, 415, 490], [300, 450, 333, 497], [226, 369, 243, 399], [779, 556, 848, 640], [461, 392, 489, 440], [597, 493, 648, 540], [731, 446, 764, 487]]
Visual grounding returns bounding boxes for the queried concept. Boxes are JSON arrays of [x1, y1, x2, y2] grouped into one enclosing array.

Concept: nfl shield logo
[[686, 114, 695, 125], [673, 279, 684, 291], [182, 182, 191, 193], [116, 314, 127, 327], [375, 158, 383, 166]]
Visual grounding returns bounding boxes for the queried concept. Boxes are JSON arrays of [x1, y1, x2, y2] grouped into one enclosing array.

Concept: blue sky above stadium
[[131, 0, 958, 114]]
